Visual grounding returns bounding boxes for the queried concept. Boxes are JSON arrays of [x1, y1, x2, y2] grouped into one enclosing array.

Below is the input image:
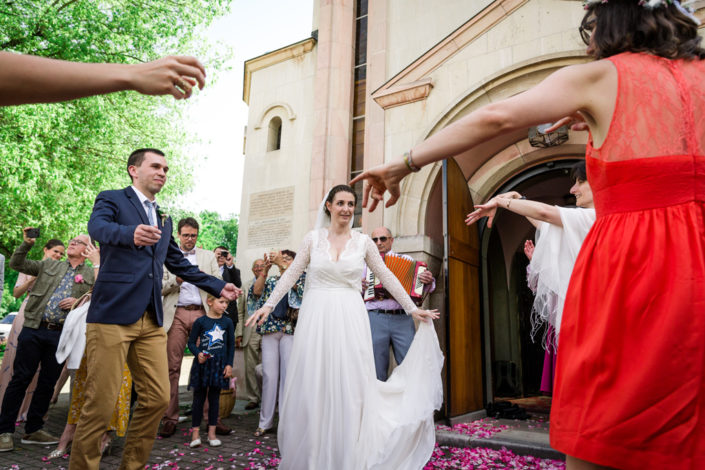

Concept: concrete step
[[436, 419, 565, 461]]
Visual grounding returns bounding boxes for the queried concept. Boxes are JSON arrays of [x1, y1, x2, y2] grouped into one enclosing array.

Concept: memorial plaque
[[248, 186, 295, 248]]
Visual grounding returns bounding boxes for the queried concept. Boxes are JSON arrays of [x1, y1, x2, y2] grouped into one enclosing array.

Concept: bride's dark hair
[[324, 184, 357, 217]]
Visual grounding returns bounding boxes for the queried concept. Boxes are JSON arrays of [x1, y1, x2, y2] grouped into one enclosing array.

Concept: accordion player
[[364, 252, 429, 307]]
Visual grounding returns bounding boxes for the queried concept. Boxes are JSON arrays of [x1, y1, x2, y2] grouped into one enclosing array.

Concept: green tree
[[165, 208, 239, 254], [0, 1, 234, 315]]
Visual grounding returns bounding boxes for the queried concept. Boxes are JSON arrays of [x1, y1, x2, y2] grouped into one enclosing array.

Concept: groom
[[70, 148, 241, 470]]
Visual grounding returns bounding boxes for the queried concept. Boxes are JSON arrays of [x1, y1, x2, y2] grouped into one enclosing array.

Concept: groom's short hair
[[127, 148, 165, 181]]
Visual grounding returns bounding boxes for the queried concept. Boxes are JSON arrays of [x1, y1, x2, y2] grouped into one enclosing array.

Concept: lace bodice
[[263, 229, 419, 314], [586, 53, 705, 217], [589, 52, 705, 162]]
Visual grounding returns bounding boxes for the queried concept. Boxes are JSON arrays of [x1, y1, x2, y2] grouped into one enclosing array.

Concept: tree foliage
[[0, 0, 235, 314], [165, 208, 239, 254]]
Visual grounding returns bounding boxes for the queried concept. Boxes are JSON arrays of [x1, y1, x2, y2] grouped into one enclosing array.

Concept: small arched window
[[267, 116, 282, 151]]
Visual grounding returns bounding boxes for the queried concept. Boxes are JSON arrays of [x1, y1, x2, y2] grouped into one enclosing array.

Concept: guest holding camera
[[0, 239, 65, 421], [248, 250, 305, 437], [0, 229, 97, 452]]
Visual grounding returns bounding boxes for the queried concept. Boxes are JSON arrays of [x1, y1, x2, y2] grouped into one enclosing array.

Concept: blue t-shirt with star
[[187, 315, 234, 389]]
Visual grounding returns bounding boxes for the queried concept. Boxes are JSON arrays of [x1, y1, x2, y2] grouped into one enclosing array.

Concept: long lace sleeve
[[263, 231, 313, 309], [363, 235, 419, 314]]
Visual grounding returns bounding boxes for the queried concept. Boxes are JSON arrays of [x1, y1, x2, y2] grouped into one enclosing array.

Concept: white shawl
[[55, 300, 91, 369], [527, 207, 596, 348]]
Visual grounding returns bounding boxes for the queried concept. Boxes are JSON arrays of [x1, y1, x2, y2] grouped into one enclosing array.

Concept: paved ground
[[0, 360, 562, 470], [0, 387, 278, 469]]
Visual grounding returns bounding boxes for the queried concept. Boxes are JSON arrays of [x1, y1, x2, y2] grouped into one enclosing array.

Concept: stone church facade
[[235, 0, 705, 418]]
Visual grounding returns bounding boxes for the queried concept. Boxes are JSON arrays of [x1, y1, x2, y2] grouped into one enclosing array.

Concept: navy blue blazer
[[87, 186, 226, 326]]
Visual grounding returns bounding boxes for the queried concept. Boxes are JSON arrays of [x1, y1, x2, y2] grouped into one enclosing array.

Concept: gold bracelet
[[506, 198, 512, 209], [408, 149, 421, 172], [403, 150, 421, 173], [403, 152, 414, 172]]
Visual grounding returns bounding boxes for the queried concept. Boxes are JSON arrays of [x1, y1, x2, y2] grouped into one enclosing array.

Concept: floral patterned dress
[[68, 356, 131, 436]]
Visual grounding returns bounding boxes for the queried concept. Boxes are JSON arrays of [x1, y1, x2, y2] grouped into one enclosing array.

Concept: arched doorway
[[395, 54, 591, 418], [422, 155, 585, 419], [479, 158, 582, 403]]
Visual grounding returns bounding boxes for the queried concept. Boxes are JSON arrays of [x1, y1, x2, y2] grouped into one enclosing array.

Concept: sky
[[178, 0, 314, 217]]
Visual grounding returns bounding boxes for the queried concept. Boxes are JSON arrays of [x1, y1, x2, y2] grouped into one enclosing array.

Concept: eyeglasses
[[180, 233, 198, 239], [69, 239, 87, 246], [371, 237, 389, 243], [579, 17, 596, 46]]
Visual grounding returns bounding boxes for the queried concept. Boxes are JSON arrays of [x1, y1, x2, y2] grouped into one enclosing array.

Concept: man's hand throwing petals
[[220, 283, 241, 301], [134, 225, 161, 246]]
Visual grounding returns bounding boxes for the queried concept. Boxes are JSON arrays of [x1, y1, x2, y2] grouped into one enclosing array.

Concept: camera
[[219, 250, 229, 258], [25, 228, 40, 238]]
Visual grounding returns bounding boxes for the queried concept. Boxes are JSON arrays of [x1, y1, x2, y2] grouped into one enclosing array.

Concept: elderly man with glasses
[[362, 227, 435, 381], [0, 229, 98, 452]]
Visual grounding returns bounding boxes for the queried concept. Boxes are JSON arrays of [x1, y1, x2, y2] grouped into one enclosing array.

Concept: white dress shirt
[[131, 185, 158, 226], [177, 249, 202, 306]]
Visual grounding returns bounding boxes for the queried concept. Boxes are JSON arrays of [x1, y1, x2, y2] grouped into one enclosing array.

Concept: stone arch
[[394, 51, 591, 234], [254, 102, 297, 130]]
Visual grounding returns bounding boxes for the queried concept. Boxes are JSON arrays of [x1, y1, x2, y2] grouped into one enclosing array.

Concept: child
[[187, 295, 235, 448]]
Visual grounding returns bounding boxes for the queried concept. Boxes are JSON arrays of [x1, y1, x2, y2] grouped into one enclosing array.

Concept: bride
[[247, 184, 444, 470]]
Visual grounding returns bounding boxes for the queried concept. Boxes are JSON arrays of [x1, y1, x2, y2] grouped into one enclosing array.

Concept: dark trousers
[[0, 326, 63, 434], [191, 387, 220, 428]]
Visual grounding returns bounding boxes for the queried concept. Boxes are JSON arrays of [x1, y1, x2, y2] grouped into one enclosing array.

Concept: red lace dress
[[550, 52, 705, 469]]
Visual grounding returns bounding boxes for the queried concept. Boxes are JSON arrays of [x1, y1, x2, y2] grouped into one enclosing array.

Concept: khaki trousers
[[70, 312, 169, 470], [163, 306, 205, 424], [242, 328, 262, 403]]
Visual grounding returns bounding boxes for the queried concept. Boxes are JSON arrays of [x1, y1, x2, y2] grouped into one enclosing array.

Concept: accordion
[[364, 253, 428, 306]]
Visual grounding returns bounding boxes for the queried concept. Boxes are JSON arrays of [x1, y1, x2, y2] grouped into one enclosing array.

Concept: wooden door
[[442, 157, 483, 416]]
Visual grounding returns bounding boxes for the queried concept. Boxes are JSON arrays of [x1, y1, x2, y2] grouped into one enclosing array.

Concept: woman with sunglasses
[[353, 2, 705, 469]]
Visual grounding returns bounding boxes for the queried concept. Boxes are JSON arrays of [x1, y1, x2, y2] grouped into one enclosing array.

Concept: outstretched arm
[[351, 60, 614, 211], [465, 196, 562, 228], [0, 51, 206, 106]]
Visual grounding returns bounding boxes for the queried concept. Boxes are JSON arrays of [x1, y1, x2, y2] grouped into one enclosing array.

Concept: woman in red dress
[[353, 1, 704, 469]]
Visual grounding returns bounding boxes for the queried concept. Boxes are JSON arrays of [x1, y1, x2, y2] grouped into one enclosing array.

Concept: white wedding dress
[[263, 228, 444, 470]]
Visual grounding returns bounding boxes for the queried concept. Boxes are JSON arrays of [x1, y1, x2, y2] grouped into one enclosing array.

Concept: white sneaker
[[208, 438, 222, 447], [189, 438, 201, 448]]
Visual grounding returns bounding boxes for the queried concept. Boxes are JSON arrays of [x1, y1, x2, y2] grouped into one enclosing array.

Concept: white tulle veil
[[314, 186, 356, 230]]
